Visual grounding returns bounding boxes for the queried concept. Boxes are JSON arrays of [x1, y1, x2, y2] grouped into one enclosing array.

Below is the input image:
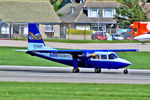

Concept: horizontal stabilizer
[[13, 49, 28, 52]]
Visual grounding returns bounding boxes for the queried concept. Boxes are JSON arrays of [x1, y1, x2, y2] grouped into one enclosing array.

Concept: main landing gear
[[94, 68, 101, 73], [123, 69, 128, 74], [72, 68, 80, 73]]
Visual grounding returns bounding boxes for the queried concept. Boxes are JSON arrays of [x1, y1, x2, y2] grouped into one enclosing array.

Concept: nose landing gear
[[123, 69, 128, 74]]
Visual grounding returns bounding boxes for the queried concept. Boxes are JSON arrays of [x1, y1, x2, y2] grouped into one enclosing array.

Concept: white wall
[[1, 24, 9, 34], [76, 25, 90, 30], [24, 24, 28, 35], [39, 24, 60, 38], [53, 25, 60, 37]]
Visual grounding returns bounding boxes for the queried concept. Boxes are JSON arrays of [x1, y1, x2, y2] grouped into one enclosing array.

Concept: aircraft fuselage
[[27, 51, 131, 69]]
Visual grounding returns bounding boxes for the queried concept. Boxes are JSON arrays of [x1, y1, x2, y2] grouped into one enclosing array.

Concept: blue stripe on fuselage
[[26, 52, 129, 69]]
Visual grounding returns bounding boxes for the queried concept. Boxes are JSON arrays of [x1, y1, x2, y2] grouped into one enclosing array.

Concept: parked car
[[111, 34, 124, 40], [91, 32, 106, 40]]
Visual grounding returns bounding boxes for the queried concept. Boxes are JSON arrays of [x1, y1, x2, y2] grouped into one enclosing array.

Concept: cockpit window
[[109, 53, 118, 59], [101, 55, 107, 59], [133, 28, 137, 32]]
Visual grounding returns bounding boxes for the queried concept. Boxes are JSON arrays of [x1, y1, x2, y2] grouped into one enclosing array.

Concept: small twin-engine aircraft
[[26, 23, 138, 74], [134, 32, 150, 41], [134, 23, 150, 41]]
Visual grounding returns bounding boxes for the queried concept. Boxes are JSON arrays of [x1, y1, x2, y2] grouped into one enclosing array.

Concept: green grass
[[0, 82, 150, 100], [0, 46, 150, 69], [0, 46, 67, 67], [118, 52, 150, 69]]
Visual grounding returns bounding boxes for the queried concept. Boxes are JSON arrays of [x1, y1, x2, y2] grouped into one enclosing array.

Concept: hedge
[[66, 29, 93, 35]]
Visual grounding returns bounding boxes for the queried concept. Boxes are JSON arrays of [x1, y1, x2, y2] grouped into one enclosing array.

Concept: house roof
[[58, 3, 84, 23], [84, 1, 120, 8], [57, 3, 81, 15], [58, 1, 119, 24], [143, 3, 150, 20], [0, 1, 61, 23]]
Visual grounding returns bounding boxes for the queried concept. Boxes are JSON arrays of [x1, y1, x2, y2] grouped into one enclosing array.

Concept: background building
[[57, 0, 120, 39], [0, 0, 61, 39]]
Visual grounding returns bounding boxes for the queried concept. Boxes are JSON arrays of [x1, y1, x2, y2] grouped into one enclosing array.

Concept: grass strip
[[0, 82, 150, 100], [0, 46, 67, 67], [0, 46, 150, 69], [13, 38, 148, 43]]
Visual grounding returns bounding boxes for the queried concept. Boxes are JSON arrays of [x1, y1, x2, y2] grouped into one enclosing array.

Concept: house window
[[13, 24, 19, 34], [103, 9, 115, 17], [88, 9, 98, 17], [1, 24, 8, 34], [19, 25, 25, 34], [45, 25, 53, 32]]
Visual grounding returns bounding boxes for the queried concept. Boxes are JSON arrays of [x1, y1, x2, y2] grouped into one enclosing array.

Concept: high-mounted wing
[[26, 49, 138, 55]]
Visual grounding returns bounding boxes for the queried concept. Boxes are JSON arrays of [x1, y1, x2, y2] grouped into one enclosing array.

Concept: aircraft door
[[91, 54, 103, 68], [85, 57, 92, 67]]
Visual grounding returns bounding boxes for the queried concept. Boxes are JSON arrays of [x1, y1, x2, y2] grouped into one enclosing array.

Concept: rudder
[[28, 23, 53, 50]]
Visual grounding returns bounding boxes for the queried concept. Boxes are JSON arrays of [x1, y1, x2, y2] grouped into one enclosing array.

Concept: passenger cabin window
[[96, 55, 100, 59], [108, 53, 118, 59], [92, 55, 100, 59], [101, 55, 107, 59]]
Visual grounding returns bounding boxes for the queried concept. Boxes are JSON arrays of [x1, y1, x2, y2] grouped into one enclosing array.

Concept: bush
[[66, 29, 93, 35]]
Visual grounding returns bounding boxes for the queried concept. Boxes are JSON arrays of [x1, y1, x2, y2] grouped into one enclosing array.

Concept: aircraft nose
[[134, 36, 140, 40], [124, 60, 131, 66], [120, 59, 132, 66], [134, 36, 138, 40]]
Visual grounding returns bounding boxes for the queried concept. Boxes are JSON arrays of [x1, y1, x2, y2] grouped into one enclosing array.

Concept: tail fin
[[28, 23, 54, 50]]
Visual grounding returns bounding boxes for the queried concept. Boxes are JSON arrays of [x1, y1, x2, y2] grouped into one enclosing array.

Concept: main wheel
[[94, 68, 101, 73], [123, 69, 128, 74], [72, 68, 79, 73]]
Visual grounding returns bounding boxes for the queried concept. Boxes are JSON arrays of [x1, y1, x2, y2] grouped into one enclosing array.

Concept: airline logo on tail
[[28, 32, 42, 40], [28, 23, 53, 50], [28, 23, 44, 44]]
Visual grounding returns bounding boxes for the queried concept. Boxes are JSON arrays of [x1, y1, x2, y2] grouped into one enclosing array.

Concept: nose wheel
[[123, 69, 128, 74], [94, 68, 101, 73]]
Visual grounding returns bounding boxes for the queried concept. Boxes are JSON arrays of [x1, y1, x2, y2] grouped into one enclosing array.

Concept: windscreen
[[108, 53, 118, 59]]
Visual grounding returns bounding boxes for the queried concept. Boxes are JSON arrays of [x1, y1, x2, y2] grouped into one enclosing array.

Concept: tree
[[49, 0, 57, 4], [115, 0, 148, 27], [49, 0, 62, 11]]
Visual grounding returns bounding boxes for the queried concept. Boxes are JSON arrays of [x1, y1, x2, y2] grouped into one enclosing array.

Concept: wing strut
[[72, 55, 79, 73]]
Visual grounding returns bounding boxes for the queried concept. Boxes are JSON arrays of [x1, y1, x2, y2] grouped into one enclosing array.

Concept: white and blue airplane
[[26, 23, 138, 74]]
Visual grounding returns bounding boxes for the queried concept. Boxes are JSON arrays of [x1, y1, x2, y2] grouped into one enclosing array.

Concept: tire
[[94, 68, 101, 73], [123, 69, 128, 74], [72, 68, 79, 73]]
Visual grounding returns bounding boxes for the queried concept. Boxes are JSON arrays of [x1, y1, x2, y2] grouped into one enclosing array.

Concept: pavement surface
[[0, 40, 150, 51], [0, 66, 150, 84]]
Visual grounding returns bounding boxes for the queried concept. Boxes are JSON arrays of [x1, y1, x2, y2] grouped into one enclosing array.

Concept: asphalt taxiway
[[0, 66, 150, 84]]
